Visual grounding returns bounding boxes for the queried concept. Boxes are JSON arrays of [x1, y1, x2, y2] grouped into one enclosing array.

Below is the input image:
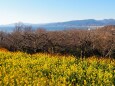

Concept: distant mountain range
[[0, 19, 115, 32]]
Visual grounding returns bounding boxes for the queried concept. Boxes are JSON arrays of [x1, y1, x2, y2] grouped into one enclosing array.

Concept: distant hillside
[[43, 19, 115, 26], [0, 19, 115, 32]]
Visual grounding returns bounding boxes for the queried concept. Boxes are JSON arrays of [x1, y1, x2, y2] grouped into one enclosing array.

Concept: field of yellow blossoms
[[0, 49, 115, 86]]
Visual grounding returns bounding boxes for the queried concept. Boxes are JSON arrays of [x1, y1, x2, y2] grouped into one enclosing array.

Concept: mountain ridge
[[0, 19, 115, 32]]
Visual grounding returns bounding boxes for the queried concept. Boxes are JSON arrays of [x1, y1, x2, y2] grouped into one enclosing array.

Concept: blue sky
[[0, 0, 115, 24]]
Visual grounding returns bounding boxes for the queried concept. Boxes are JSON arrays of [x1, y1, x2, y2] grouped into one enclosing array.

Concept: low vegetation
[[0, 50, 115, 85]]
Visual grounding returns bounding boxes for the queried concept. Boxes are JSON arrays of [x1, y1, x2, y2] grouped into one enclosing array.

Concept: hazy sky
[[0, 0, 115, 24]]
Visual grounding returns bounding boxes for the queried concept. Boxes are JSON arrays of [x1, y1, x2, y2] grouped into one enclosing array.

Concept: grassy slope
[[0, 50, 115, 86]]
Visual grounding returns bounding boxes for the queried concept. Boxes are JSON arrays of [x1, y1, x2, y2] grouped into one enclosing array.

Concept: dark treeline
[[0, 23, 115, 58]]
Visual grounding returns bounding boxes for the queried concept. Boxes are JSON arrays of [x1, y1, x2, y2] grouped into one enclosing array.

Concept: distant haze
[[0, 19, 115, 32]]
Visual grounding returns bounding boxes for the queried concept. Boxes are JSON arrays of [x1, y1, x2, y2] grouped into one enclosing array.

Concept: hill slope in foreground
[[0, 50, 115, 85]]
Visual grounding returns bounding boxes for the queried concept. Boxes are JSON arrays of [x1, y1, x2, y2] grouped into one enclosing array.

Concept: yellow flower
[[84, 80, 87, 85]]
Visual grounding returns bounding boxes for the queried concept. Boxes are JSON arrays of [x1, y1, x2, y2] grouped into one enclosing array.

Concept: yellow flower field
[[0, 50, 115, 86]]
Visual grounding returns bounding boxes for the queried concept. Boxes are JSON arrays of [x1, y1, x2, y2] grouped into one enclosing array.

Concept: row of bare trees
[[0, 24, 115, 58]]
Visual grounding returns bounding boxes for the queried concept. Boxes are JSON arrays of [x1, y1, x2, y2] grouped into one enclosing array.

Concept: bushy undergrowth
[[0, 25, 115, 58], [0, 50, 115, 86]]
